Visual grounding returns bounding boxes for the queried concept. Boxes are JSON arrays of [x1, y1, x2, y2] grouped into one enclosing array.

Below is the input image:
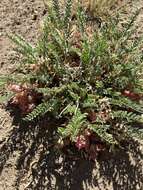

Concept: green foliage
[[2, 0, 143, 153], [111, 97, 143, 114], [23, 101, 56, 121], [8, 34, 37, 64], [58, 106, 87, 141], [88, 124, 118, 145], [112, 110, 142, 123]]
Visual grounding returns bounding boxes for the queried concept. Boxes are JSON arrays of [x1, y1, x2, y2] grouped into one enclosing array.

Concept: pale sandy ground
[[0, 0, 143, 189]]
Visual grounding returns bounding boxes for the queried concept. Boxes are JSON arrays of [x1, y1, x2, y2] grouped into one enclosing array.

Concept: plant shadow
[[0, 107, 143, 190]]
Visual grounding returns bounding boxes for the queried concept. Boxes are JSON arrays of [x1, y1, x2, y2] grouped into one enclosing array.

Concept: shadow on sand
[[0, 107, 143, 190]]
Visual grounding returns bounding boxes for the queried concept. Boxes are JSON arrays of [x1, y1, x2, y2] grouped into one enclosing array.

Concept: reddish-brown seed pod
[[88, 110, 97, 123], [122, 90, 142, 101]]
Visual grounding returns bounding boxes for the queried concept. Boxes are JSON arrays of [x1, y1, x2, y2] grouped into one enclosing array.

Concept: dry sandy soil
[[0, 0, 143, 190]]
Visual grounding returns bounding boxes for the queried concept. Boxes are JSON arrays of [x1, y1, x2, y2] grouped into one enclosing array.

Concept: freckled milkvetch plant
[[45, 0, 117, 18], [0, 0, 143, 159]]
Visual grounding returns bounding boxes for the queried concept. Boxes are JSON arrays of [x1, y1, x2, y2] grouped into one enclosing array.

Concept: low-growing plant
[[44, 0, 117, 19], [1, 0, 143, 159]]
